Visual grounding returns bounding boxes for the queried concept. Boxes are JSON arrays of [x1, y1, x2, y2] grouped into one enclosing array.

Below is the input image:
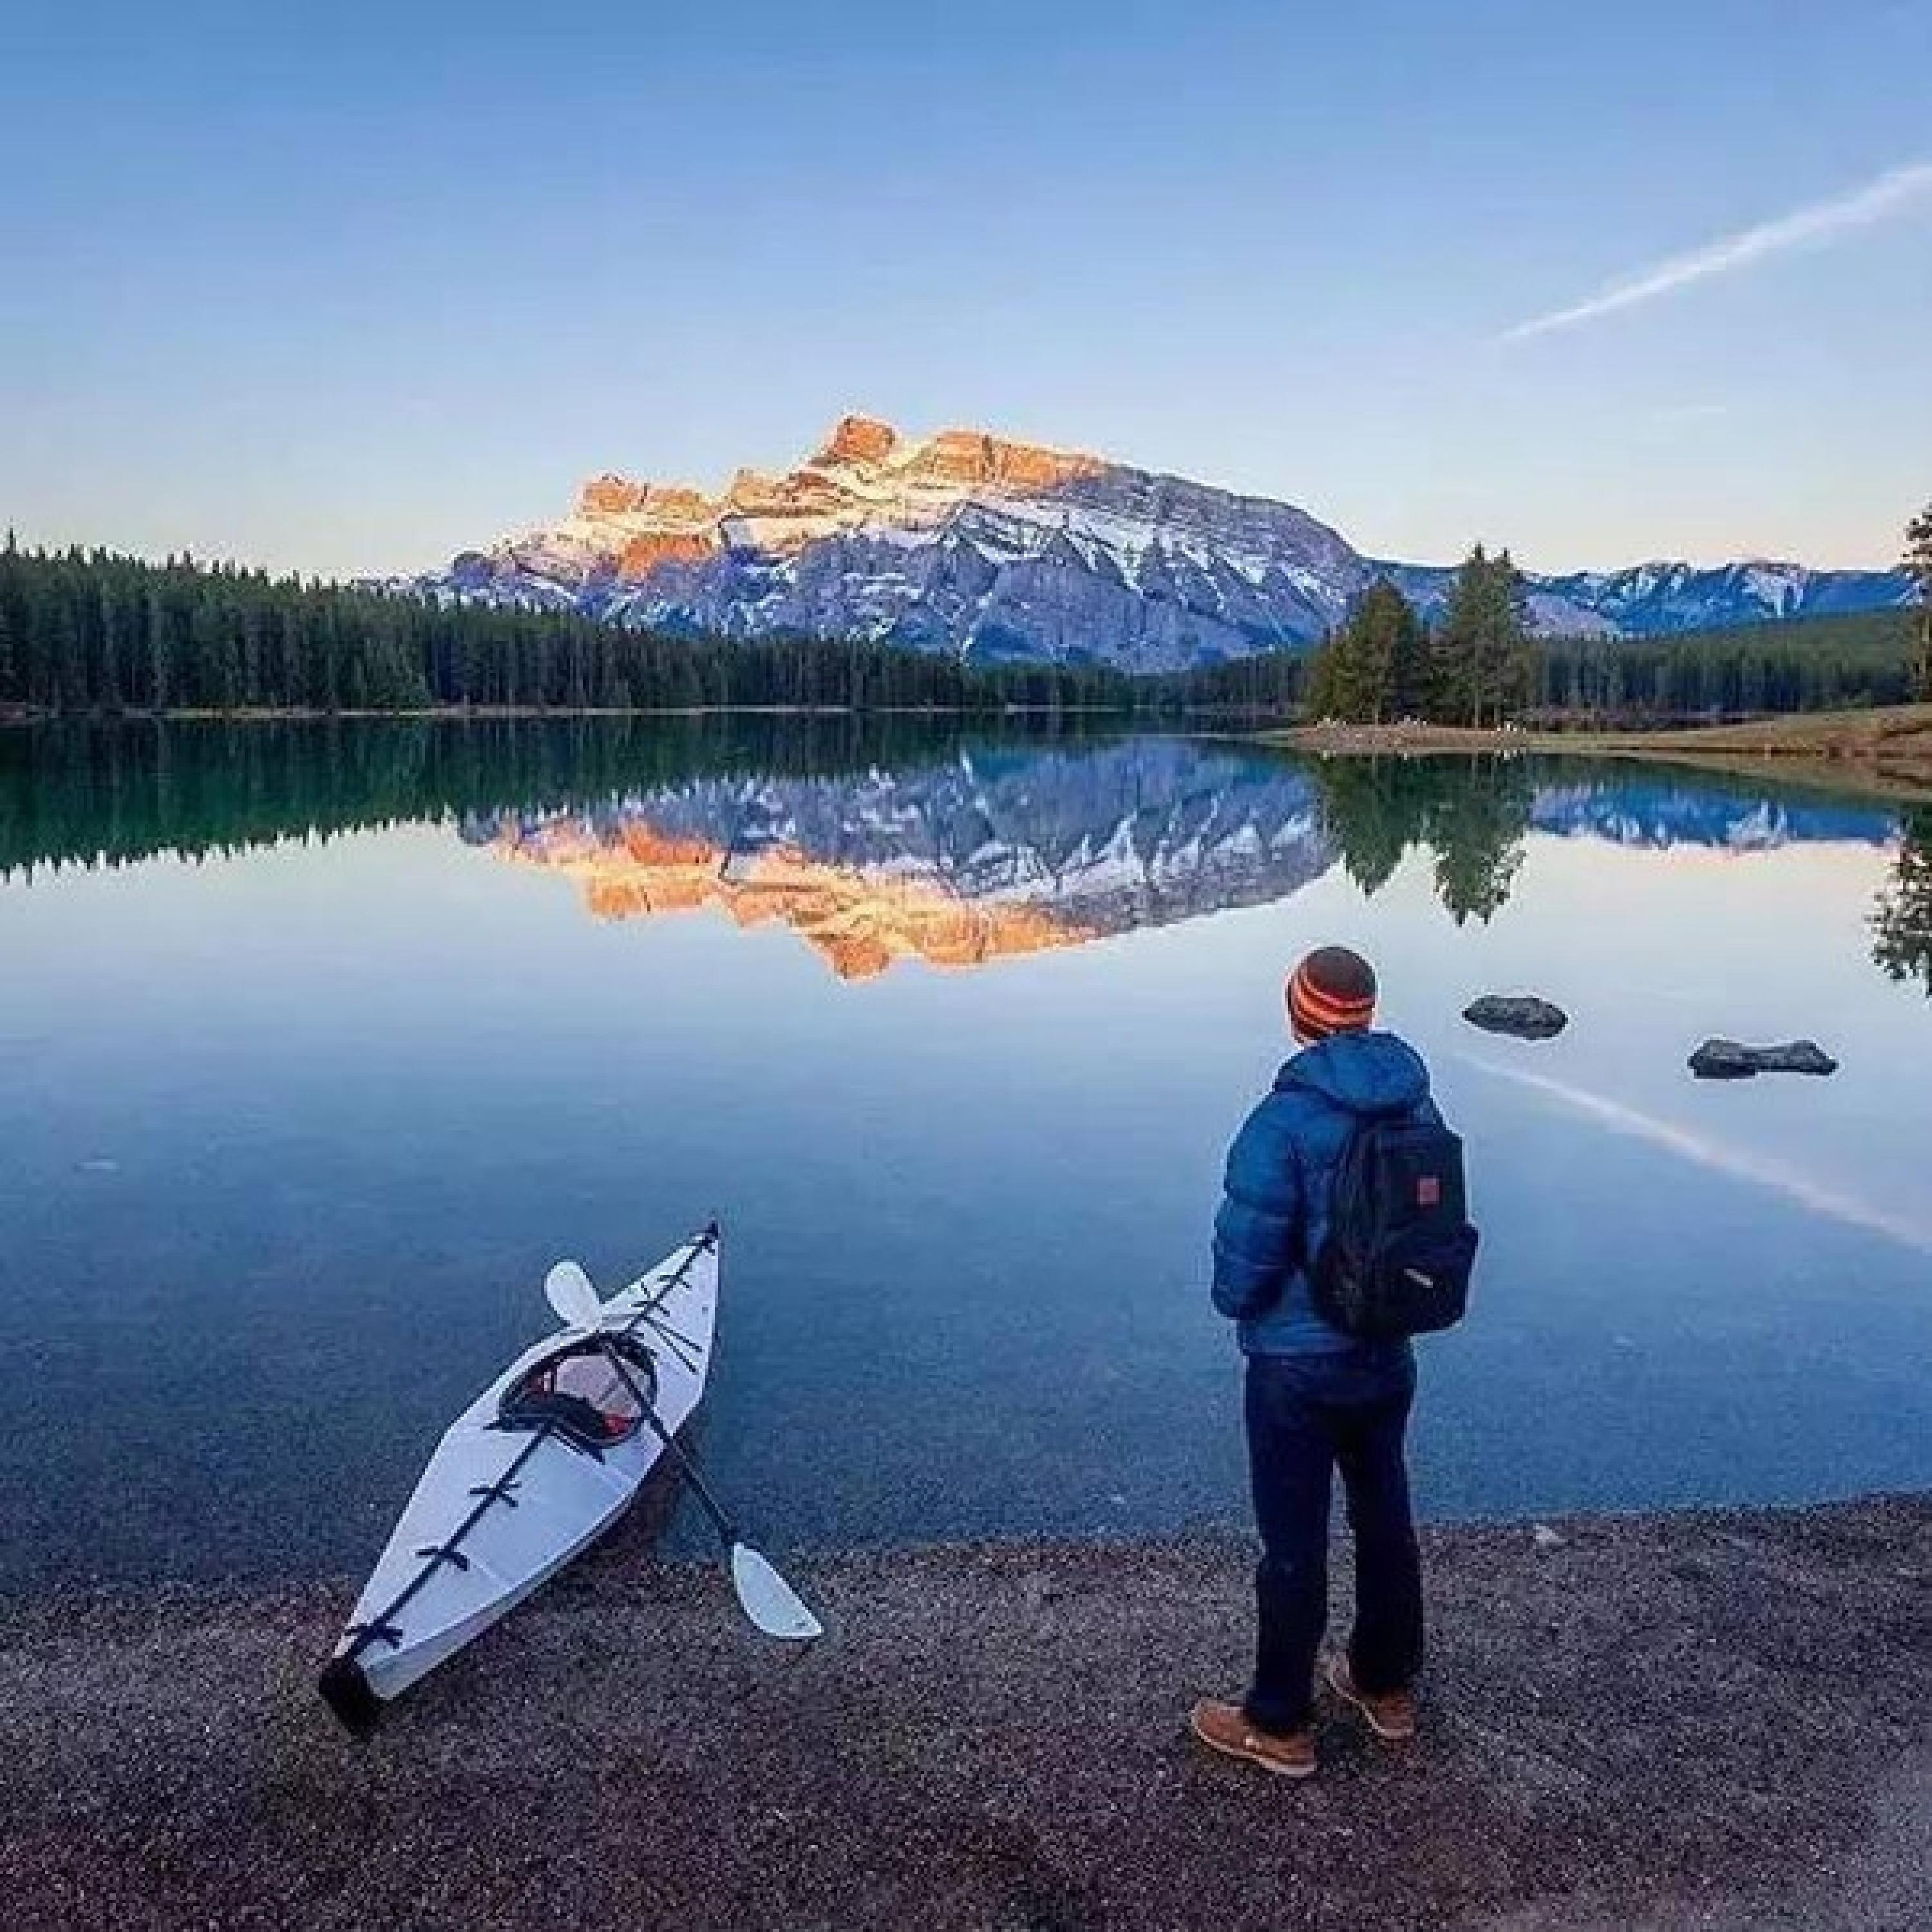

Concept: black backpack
[[1311, 1112, 1479, 1341]]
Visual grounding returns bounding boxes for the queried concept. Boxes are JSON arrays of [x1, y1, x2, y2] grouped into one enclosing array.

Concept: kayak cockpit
[[496, 1334, 658, 1454]]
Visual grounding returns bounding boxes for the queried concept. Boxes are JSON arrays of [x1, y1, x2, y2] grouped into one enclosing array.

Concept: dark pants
[[1242, 1352, 1424, 1734]]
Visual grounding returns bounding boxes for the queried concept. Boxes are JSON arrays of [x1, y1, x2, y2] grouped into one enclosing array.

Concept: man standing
[[1191, 945, 1442, 1779]]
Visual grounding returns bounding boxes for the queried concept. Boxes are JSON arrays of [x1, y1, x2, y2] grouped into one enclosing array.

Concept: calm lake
[[3, 719, 1929, 1596]]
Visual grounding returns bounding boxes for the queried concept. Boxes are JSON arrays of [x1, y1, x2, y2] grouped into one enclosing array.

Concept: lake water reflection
[[2, 719, 1929, 1594]]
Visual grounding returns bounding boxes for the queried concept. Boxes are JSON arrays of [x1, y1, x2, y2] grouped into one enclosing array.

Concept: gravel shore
[[3, 1495, 1929, 1931]]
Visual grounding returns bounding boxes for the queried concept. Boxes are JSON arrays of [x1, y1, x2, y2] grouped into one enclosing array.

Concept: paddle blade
[[730, 1544, 824, 1642], [544, 1260, 602, 1331]]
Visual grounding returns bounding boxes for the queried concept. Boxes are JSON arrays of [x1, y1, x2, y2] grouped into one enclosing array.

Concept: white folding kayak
[[321, 1226, 725, 1734]]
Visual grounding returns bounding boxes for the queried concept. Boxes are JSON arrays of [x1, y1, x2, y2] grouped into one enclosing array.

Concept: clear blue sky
[[5, 0, 1928, 576]]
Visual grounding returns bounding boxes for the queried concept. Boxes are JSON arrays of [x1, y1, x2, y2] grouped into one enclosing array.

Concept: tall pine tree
[[1434, 545, 1535, 727], [1904, 500, 1932, 703], [1303, 580, 1426, 723]]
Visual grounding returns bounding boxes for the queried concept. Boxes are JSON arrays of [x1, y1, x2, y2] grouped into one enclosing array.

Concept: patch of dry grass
[[1256, 707, 1932, 805]]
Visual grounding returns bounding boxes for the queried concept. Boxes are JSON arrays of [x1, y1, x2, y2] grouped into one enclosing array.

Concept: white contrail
[[1459, 1056, 1932, 1258], [1502, 160, 1932, 343]]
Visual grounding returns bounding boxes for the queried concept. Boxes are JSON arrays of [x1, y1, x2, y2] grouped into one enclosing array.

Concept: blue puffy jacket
[[1213, 1030, 1440, 1360]]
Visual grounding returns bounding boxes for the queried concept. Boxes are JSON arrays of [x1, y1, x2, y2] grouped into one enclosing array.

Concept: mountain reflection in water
[[1, 717, 1920, 992], [458, 737, 1902, 978]]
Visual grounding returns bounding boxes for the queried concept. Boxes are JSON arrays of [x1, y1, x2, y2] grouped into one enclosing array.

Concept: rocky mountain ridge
[[424, 414, 1912, 672]]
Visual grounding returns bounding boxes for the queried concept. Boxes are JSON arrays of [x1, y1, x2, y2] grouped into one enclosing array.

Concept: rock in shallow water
[[1462, 994, 1569, 1040], [1688, 1038, 1839, 1080]]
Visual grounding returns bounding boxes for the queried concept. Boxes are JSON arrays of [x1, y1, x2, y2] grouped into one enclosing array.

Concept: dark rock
[[1463, 994, 1569, 1040], [444, 548, 500, 591], [1689, 1037, 1839, 1080]]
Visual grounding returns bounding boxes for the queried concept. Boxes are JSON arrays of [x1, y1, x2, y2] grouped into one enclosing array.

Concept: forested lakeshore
[[1, 538, 1926, 729], [1528, 611, 1920, 718], [1193, 607, 1921, 726], [0, 543, 1133, 719], [1288, 547, 1927, 728]]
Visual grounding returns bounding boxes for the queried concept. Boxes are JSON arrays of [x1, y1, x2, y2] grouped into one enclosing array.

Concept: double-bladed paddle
[[544, 1260, 823, 1642]]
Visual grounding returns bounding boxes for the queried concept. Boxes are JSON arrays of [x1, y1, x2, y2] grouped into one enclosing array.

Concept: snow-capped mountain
[[1379, 557, 1909, 640], [422, 414, 1912, 672]]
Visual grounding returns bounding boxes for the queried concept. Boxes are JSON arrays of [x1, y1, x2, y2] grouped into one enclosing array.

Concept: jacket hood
[[1275, 1030, 1431, 1117]]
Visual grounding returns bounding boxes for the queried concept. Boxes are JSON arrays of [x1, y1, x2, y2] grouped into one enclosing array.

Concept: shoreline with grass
[[5, 1493, 1928, 1930], [1257, 705, 1932, 803]]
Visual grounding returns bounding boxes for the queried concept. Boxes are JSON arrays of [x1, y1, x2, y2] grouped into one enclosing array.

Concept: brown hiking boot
[[1324, 1654, 1417, 1741], [1188, 1699, 1317, 1779]]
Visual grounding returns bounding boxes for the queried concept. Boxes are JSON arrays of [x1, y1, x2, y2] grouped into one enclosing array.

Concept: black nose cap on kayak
[[319, 1658, 384, 1739]]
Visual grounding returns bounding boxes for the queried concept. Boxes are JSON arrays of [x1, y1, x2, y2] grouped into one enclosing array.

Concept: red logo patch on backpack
[[1417, 1175, 1442, 1208]]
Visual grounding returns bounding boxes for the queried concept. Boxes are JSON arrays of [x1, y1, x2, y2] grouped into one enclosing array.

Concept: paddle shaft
[[593, 1339, 740, 1546]]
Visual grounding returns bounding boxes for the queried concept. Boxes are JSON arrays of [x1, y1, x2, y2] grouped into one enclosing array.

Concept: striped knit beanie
[[1287, 945, 1378, 1042]]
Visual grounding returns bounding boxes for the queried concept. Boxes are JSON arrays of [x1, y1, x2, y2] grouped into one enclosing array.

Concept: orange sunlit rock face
[[616, 531, 719, 577], [491, 821, 1092, 980], [578, 474, 650, 516], [552, 415, 1110, 587], [904, 430, 1103, 493], [816, 412, 901, 466], [640, 486, 712, 521], [725, 467, 779, 507]]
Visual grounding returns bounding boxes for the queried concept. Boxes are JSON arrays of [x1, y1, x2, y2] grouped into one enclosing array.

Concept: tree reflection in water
[[1873, 807, 1932, 996], [1311, 753, 1535, 925]]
